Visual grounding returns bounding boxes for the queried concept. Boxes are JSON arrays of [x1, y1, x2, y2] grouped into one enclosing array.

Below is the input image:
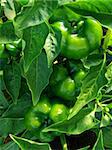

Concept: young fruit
[[24, 109, 42, 130], [53, 77, 75, 101], [33, 96, 51, 115], [73, 69, 86, 87], [49, 103, 68, 123], [49, 64, 68, 86]]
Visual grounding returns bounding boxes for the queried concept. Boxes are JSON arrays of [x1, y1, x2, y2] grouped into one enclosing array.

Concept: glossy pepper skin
[[53, 18, 103, 60], [33, 96, 51, 115], [6, 43, 16, 52], [53, 77, 75, 101], [73, 69, 86, 87], [24, 109, 43, 130], [49, 64, 68, 86], [6, 42, 21, 56], [49, 103, 69, 123]]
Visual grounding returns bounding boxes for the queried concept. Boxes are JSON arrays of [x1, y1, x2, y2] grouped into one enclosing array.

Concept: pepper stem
[[60, 134, 68, 150]]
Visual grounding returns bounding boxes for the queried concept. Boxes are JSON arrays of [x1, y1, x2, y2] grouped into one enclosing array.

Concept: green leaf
[[0, 90, 9, 109], [4, 62, 21, 103], [0, 141, 19, 150], [44, 28, 61, 67], [66, 0, 112, 28], [58, 0, 73, 6], [3, 0, 16, 20], [14, 0, 58, 30], [24, 52, 52, 105], [23, 23, 49, 72], [0, 21, 17, 44], [102, 29, 112, 50], [0, 118, 25, 137], [0, 72, 6, 90], [2, 93, 31, 118], [81, 53, 103, 69], [103, 127, 112, 149], [69, 63, 107, 119], [43, 108, 99, 135], [92, 130, 104, 150], [10, 135, 51, 150], [30, 127, 56, 142], [100, 112, 111, 128]]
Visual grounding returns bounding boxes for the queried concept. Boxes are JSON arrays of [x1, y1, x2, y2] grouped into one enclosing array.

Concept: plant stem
[[102, 94, 112, 98], [60, 134, 68, 150]]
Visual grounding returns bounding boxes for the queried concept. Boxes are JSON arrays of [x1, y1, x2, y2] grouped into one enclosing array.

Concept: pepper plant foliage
[[0, 0, 112, 150]]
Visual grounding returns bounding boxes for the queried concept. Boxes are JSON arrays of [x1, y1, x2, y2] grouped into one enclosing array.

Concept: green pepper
[[53, 77, 75, 101], [49, 103, 69, 123], [33, 96, 51, 115], [6, 43, 16, 52], [53, 18, 103, 59], [24, 109, 43, 130], [73, 69, 86, 87], [6, 43, 19, 56], [49, 64, 68, 86]]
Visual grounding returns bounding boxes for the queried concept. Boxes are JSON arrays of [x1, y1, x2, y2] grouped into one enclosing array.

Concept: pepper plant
[[0, 0, 112, 150]]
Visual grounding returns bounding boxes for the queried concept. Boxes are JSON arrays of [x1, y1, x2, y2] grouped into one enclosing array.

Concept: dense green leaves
[[10, 135, 51, 150], [69, 63, 107, 119], [23, 23, 49, 72], [92, 130, 104, 150], [43, 108, 99, 135], [14, 0, 58, 30], [0, 118, 25, 137], [44, 28, 61, 67], [0, 141, 19, 150], [103, 127, 112, 149], [24, 52, 52, 105], [3, 0, 16, 20], [4, 62, 21, 103], [0, 21, 17, 44], [82, 53, 103, 69], [66, 0, 112, 28], [1, 0, 112, 149], [0, 90, 9, 109], [2, 94, 31, 118]]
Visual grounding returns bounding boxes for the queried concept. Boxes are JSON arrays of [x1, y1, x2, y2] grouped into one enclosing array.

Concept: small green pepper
[[33, 96, 51, 115], [6, 43, 16, 52], [73, 69, 86, 87], [24, 109, 43, 130], [49, 103, 68, 123], [49, 64, 68, 86], [53, 77, 75, 101]]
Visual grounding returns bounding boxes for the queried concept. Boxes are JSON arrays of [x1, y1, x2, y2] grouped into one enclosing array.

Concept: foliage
[[0, 0, 112, 149]]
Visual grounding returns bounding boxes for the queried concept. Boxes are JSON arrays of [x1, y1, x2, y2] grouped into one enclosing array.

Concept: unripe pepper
[[53, 18, 103, 59]]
